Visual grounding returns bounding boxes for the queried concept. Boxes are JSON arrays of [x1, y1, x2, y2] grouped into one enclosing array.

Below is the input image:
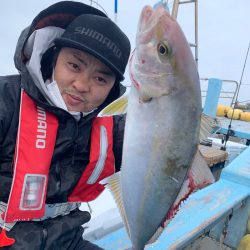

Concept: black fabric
[[41, 46, 58, 81], [0, 1, 129, 249], [1, 209, 91, 250], [14, 1, 107, 73], [0, 68, 125, 250], [75, 239, 105, 250], [30, 1, 107, 31], [54, 14, 131, 81]]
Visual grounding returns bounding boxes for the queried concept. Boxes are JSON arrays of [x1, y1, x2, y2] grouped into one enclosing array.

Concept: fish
[[100, 4, 215, 250]]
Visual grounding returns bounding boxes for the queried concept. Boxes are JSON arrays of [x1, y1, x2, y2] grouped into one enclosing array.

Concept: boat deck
[[216, 117, 250, 141]]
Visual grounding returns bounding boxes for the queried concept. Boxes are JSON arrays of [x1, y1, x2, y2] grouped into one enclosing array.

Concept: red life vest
[[3, 90, 115, 223]]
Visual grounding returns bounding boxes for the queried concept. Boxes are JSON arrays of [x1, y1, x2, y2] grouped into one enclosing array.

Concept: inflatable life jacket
[[3, 89, 115, 224]]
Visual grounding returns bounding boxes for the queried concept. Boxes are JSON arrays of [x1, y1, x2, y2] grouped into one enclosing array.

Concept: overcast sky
[[1, 0, 250, 103], [1, 0, 250, 217]]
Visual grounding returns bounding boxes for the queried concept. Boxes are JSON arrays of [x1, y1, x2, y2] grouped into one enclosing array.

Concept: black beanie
[[54, 14, 131, 81]]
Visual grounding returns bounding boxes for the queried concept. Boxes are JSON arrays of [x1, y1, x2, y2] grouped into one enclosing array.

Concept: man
[[0, 1, 131, 249]]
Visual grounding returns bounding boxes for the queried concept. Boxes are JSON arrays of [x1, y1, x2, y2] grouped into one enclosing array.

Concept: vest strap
[[0, 201, 80, 231], [4, 90, 58, 223], [33, 202, 81, 221]]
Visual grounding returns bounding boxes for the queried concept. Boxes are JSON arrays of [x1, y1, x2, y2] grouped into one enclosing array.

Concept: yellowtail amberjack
[[100, 4, 215, 250]]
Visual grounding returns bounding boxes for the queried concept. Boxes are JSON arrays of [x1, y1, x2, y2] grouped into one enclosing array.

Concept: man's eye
[[96, 76, 107, 84], [69, 62, 80, 71]]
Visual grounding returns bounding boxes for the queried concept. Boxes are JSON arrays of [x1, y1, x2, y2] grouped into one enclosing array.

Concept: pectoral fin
[[98, 93, 128, 117]]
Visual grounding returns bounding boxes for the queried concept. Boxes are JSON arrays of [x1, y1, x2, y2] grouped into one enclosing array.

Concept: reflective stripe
[[0, 202, 16, 231], [0, 201, 80, 229], [33, 202, 81, 221], [87, 126, 108, 184]]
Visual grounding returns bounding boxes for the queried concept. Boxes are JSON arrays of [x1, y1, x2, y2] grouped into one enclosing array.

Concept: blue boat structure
[[83, 1, 250, 249]]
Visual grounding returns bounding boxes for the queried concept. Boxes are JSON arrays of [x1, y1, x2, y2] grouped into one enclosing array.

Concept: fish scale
[[122, 86, 198, 249]]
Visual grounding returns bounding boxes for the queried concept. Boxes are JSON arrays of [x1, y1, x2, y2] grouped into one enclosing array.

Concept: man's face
[[54, 47, 116, 112]]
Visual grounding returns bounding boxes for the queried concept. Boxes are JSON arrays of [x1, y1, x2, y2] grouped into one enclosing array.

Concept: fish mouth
[[129, 51, 174, 90], [130, 70, 173, 88], [135, 69, 174, 79], [129, 51, 141, 91], [131, 74, 141, 91], [138, 5, 168, 43]]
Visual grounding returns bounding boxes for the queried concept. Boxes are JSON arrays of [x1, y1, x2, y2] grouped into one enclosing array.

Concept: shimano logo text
[[74, 27, 122, 58], [36, 106, 47, 149]]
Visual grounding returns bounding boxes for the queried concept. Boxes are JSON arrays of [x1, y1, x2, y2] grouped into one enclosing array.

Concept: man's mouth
[[66, 93, 85, 106]]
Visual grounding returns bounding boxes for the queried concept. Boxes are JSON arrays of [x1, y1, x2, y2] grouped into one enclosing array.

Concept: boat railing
[[200, 78, 239, 107]]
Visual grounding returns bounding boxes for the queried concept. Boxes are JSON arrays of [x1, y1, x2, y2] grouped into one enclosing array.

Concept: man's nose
[[72, 74, 90, 93]]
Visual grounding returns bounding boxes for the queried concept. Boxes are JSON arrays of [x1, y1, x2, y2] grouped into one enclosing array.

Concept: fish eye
[[157, 42, 170, 56]]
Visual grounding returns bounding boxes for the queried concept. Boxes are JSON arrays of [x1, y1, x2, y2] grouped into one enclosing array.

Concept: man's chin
[[68, 107, 95, 114]]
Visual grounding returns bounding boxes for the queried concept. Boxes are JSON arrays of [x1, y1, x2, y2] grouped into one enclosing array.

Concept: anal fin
[[100, 172, 131, 239]]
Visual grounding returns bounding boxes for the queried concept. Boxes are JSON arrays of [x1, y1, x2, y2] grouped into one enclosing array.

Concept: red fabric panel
[[5, 91, 58, 223], [68, 116, 115, 202]]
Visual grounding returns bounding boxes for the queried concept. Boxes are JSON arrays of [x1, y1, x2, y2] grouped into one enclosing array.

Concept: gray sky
[[1, 0, 250, 103], [1, 0, 250, 217]]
